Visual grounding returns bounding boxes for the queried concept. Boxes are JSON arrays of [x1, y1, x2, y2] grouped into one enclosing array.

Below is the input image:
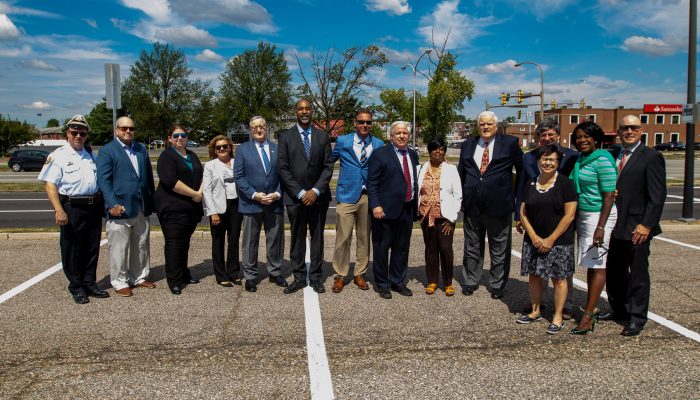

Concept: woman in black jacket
[[154, 124, 204, 295]]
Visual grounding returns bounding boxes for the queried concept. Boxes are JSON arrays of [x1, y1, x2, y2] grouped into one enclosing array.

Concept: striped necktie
[[259, 143, 270, 174], [360, 139, 368, 163], [303, 130, 311, 160]]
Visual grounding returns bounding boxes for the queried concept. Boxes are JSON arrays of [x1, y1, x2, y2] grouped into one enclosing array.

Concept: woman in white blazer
[[203, 135, 242, 287], [417, 138, 463, 296]]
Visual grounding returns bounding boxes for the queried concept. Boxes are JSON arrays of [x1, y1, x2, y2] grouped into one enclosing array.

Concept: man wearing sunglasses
[[604, 115, 666, 336], [97, 116, 156, 297], [38, 115, 107, 304], [329, 108, 384, 293]]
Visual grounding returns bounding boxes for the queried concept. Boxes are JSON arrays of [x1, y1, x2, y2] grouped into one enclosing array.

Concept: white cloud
[[283, 48, 312, 70], [417, 0, 499, 49], [0, 1, 61, 18], [511, 0, 578, 21], [26, 34, 121, 60], [154, 25, 217, 47], [83, 18, 98, 29], [377, 47, 428, 65], [0, 43, 30, 56], [120, 0, 171, 22], [474, 59, 517, 74], [195, 48, 224, 62], [17, 59, 61, 71], [0, 13, 20, 41], [169, 0, 277, 34], [621, 36, 680, 56], [365, 0, 411, 15], [17, 101, 51, 110]]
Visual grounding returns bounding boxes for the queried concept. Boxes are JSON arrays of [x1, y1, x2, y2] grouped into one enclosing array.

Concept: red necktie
[[480, 142, 490, 174], [401, 150, 411, 201], [618, 150, 629, 173]]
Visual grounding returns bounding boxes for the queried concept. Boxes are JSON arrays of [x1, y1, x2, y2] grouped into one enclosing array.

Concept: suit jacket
[[515, 145, 578, 219], [233, 140, 283, 214], [609, 144, 666, 240], [278, 125, 334, 205], [332, 132, 385, 204], [417, 161, 463, 223], [367, 145, 419, 220], [97, 139, 155, 219], [457, 134, 523, 217], [202, 158, 238, 216], [153, 148, 204, 219]]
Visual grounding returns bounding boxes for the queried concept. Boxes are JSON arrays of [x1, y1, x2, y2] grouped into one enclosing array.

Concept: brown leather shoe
[[138, 280, 156, 289], [116, 287, 133, 297], [353, 274, 369, 290], [332, 277, 344, 293]]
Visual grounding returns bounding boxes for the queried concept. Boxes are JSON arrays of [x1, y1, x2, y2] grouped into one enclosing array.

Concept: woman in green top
[[569, 121, 618, 335]]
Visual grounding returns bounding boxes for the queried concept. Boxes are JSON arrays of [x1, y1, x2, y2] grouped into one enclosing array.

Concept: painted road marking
[[0, 210, 54, 213]]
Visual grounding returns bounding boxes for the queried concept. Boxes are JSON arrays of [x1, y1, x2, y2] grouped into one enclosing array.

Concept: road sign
[[682, 104, 695, 124], [104, 63, 121, 110]]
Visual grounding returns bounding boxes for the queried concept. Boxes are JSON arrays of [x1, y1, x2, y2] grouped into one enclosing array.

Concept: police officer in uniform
[[38, 115, 109, 304]]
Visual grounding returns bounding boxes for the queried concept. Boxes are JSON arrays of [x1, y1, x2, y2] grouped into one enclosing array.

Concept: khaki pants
[[332, 194, 370, 278]]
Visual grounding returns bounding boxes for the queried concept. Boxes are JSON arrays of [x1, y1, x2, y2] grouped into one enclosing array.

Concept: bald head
[[617, 114, 643, 148], [115, 116, 136, 145]]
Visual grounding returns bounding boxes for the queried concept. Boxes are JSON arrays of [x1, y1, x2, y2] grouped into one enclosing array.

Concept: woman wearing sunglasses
[[202, 135, 242, 287], [517, 145, 577, 334], [569, 121, 618, 334], [154, 124, 204, 295]]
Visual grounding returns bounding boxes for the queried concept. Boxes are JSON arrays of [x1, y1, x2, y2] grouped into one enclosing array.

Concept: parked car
[[654, 142, 685, 151], [186, 140, 199, 148], [150, 139, 164, 148], [8, 149, 50, 172]]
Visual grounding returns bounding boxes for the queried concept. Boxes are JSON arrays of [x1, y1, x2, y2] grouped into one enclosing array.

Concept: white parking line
[[511, 243, 700, 343], [0, 239, 109, 304], [0, 210, 54, 213]]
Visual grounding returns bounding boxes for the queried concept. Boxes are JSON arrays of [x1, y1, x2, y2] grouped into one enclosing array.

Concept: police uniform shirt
[[38, 144, 98, 196]]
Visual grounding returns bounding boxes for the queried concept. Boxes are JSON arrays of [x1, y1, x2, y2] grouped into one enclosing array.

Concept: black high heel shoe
[[570, 310, 598, 335]]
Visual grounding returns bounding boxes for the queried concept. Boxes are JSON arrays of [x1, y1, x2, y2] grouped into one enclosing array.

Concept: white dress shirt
[[473, 137, 495, 168]]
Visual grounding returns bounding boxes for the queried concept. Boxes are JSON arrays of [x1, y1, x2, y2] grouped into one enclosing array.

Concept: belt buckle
[[88, 196, 94, 205]]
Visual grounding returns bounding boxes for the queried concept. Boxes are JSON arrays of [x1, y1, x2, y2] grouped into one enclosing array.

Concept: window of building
[[519, 127, 525, 132], [641, 133, 648, 146], [570, 115, 579, 124], [568, 132, 574, 148], [640, 114, 649, 124], [655, 114, 664, 124], [670, 132, 679, 142], [587, 114, 596, 123], [654, 133, 663, 145], [671, 114, 680, 124]]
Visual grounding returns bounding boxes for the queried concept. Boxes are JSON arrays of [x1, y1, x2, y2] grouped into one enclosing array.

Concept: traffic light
[[551, 99, 556, 109], [517, 110, 522, 119], [517, 90, 524, 104], [580, 99, 585, 108], [500, 93, 507, 105]]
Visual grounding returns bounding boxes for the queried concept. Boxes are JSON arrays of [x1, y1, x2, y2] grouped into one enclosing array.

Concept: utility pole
[[681, 0, 696, 221]]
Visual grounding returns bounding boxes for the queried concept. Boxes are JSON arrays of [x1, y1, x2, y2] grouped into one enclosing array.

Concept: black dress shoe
[[87, 288, 110, 298], [72, 293, 89, 304], [391, 285, 413, 296], [377, 288, 392, 299], [218, 281, 234, 287], [187, 279, 200, 284], [245, 280, 257, 292], [491, 290, 504, 299], [311, 281, 325, 293], [462, 285, 478, 296], [269, 275, 288, 287], [284, 279, 307, 294], [621, 322, 644, 336], [231, 277, 242, 285], [599, 311, 630, 322], [170, 286, 182, 295]]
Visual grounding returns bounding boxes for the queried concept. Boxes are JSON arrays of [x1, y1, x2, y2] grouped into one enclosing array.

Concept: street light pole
[[402, 49, 432, 149], [514, 61, 545, 127]]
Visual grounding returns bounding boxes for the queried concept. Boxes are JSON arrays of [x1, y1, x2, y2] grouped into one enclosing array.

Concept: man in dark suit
[[604, 114, 666, 336], [330, 108, 384, 293], [278, 99, 334, 294], [515, 119, 578, 319], [367, 121, 418, 299], [234, 116, 286, 292], [458, 111, 523, 299], [97, 116, 156, 297]]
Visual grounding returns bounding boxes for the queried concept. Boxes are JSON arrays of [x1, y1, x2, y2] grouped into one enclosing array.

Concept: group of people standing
[[40, 101, 665, 338]]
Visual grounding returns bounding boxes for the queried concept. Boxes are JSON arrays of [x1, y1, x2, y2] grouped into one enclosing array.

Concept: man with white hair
[[457, 111, 523, 299], [367, 121, 418, 299]]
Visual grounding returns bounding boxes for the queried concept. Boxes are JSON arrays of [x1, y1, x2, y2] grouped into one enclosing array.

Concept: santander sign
[[643, 104, 683, 113]]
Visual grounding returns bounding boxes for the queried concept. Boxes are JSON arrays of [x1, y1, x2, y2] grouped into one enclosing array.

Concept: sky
[[0, 0, 695, 127]]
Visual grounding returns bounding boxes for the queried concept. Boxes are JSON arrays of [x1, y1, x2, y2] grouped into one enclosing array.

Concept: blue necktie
[[360, 139, 368, 164], [303, 130, 311, 160], [260, 143, 270, 174]]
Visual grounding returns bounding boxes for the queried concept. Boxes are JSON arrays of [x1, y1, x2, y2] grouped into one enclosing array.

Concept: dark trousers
[[462, 213, 512, 291], [286, 202, 329, 283], [210, 198, 242, 283], [158, 211, 197, 289], [372, 202, 414, 290], [421, 217, 454, 286], [606, 236, 651, 325], [59, 199, 103, 295]]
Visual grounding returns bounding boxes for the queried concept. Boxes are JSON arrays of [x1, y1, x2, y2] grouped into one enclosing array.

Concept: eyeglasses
[[67, 130, 88, 137], [251, 125, 266, 130], [118, 126, 136, 132], [215, 144, 230, 150], [539, 157, 559, 163], [171, 133, 187, 139], [619, 125, 641, 132], [583, 243, 609, 260], [356, 120, 372, 125]]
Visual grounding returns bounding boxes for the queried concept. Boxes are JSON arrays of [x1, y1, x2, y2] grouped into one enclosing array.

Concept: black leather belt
[[60, 192, 102, 206]]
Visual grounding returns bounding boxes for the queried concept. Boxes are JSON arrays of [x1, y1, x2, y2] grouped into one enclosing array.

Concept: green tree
[[296, 45, 387, 134], [46, 118, 60, 128], [0, 114, 35, 155], [122, 43, 213, 142], [378, 88, 426, 125], [215, 41, 292, 134], [85, 99, 122, 145]]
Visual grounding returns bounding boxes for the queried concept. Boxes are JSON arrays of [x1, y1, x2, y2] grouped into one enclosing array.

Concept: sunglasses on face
[[215, 144, 230, 150], [356, 120, 372, 125], [118, 126, 136, 132], [171, 133, 187, 139], [67, 130, 88, 137], [619, 125, 641, 132]]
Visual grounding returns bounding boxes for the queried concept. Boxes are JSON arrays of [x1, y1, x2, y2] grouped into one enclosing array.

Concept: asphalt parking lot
[[0, 225, 698, 399]]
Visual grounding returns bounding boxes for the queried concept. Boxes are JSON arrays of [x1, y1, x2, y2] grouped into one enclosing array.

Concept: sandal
[[445, 285, 455, 297], [425, 283, 437, 295]]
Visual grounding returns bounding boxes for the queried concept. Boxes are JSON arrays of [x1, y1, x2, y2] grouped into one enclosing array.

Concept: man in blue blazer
[[234, 116, 286, 292], [458, 111, 523, 299], [367, 121, 418, 299], [97, 116, 156, 297], [330, 108, 384, 293]]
